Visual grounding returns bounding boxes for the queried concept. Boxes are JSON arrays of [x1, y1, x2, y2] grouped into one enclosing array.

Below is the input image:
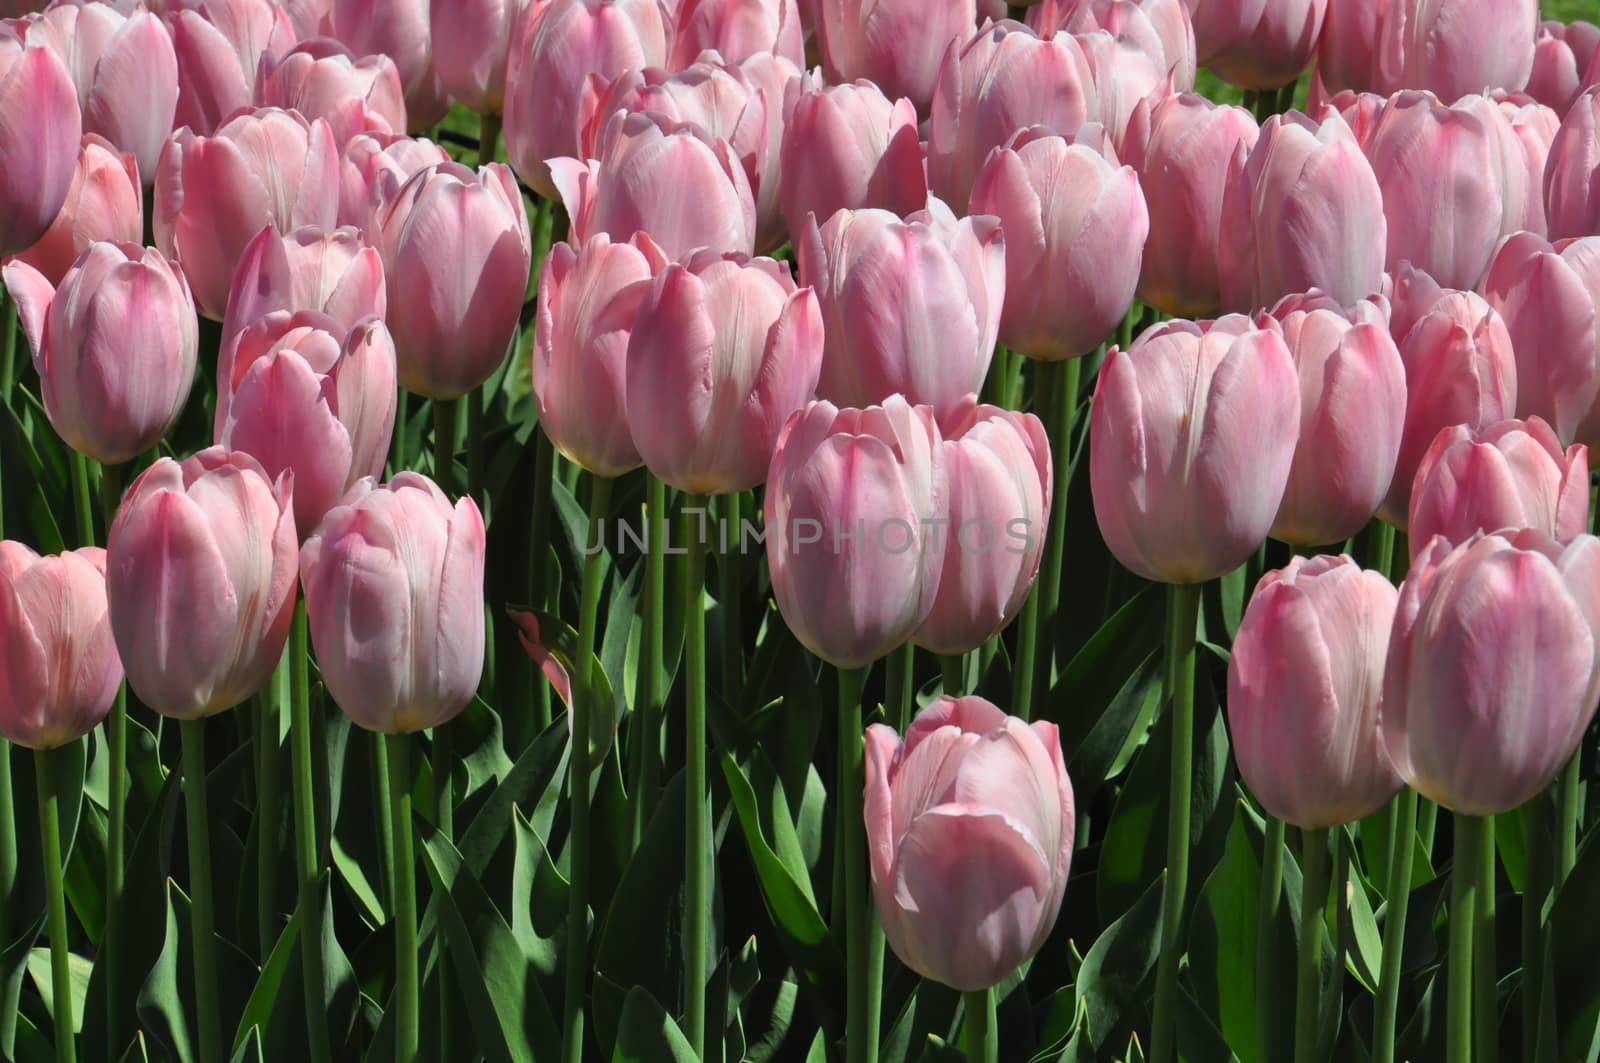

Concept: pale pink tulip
[[169, 0, 297, 137], [255, 37, 406, 145], [1546, 87, 1600, 242], [736, 50, 803, 251], [1314, 0, 1387, 96], [1377, 0, 1538, 102], [1043, 0, 1196, 92], [429, 0, 526, 113], [671, 0, 803, 68], [818, 0, 975, 111], [1488, 92, 1561, 235], [0, 32, 81, 256], [329, 0, 447, 124], [222, 224, 386, 347], [1527, 20, 1600, 115], [1191, 0, 1326, 90], [336, 129, 450, 228], [10, 135, 142, 286], [283, 0, 336, 37]]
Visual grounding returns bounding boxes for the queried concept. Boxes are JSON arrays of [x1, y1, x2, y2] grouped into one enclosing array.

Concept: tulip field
[[12, 0, 1600, 1062]]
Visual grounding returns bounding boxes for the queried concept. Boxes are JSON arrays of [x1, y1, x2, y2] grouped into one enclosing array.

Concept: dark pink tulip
[[799, 203, 1004, 419], [1314, 0, 1387, 96], [671, 0, 803, 68], [429, 0, 526, 113], [0, 33, 81, 256], [1121, 91, 1258, 316], [154, 107, 340, 320], [255, 37, 406, 145], [502, 0, 668, 199], [5, 242, 197, 464], [169, 0, 297, 138], [914, 400, 1050, 655], [625, 250, 822, 494], [107, 448, 298, 719], [10, 134, 142, 286], [1191, 0, 1326, 90], [1217, 110, 1386, 311], [0, 543, 121, 751], [766, 396, 946, 668], [1090, 318, 1301, 583], [300, 473, 485, 734], [818, 0, 974, 112], [1528, 20, 1600, 115], [533, 234, 666, 477], [1377, 0, 1538, 101], [969, 127, 1147, 359], [1041, 0, 1196, 92], [1228, 555, 1401, 828], [373, 161, 530, 399], [863, 695, 1073, 991], [222, 224, 386, 347], [336, 129, 450, 228], [1546, 87, 1600, 242], [1384, 530, 1600, 815]]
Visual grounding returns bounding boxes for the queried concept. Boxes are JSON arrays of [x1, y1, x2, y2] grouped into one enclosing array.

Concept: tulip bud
[[1191, 0, 1326, 90], [337, 129, 450, 228], [1228, 555, 1402, 828], [284, 0, 336, 37], [301, 473, 485, 734], [1527, 20, 1600, 115], [107, 448, 298, 719], [429, 0, 526, 113], [0, 33, 81, 256], [222, 224, 387, 348], [5, 242, 198, 465], [169, 0, 297, 138], [10, 135, 142, 286], [255, 37, 407, 145], [818, 0, 975, 111], [736, 51, 803, 252], [1317, 87, 1388, 148], [375, 161, 531, 399], [671, 0, 803, 69], [0, 543, 122, 751], [330, 0, 442, 120], [1546, 87, 1600, 242], [1090, 318, 1301, 583], [1050, 0, 1196, 93], [1384, 530, 1600, 815], [766, 396, 947, 668], [1314, 0, 1386, 96], [1378, 0, 1538, 102], [863, 695, 1074, 991]]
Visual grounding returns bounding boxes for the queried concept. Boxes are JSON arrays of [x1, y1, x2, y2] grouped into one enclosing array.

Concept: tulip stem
[[1151, 580, 1201, 1063], [99, 462, 126, 1063], [0, 742, 12, 952], [962, 988, 997, 1063], [1476, 817, 1498, 1063], [887, 644, 914, 733], [432, 392, 459, 1059], [1294, 827, 1329, 1063], [69, 451, 95, 548], [256, 656, 287, 958], [837, 664, 879, 1063], [1027, 356, 1082, 721], [683, 492, 710, 1058], [290, 604, 333, 1063], [180, 719, 221, 1063], [529, 431, 555, 731], [0, 293, 15, 397], [1448, 814, 1483, 1063], [718, 492, 743, 703], [467, 387, 485, 505], [631, 475, 667, 851], [1255, 815, 1286, 1059], [385, 733, 418, 1063], [1373, 788, 1418, 1063], [1367, 519, 1396, 578], [1419, 798, 1439, 854], [941, 654, 965, 697], [35, 746, 76, 1063], [1557, 750, 1580, 885], [433, 399, 457, 497], [479, 111, 501, 167]]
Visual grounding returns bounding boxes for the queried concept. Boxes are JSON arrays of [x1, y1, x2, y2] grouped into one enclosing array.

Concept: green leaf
[[24, 948, 91, 1036], [612, 985, 698, 1063], [0, 387, 66, 553], [134, 880, 256, 1063], [509, 804, 566, 978], [1065, 874, 1164, 1055]]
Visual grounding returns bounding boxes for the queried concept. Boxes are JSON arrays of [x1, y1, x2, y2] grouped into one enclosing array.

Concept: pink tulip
[[818, 0, 974, 112], [502, 0, 669, 199], [1261, 292, 1407, 547], [533, 234, 667, 477], [736, 51, 803, 252], [914, 400, 1050, 655], [1074, 26, 1168, 152], [5, 242, 197, 464], [283, 0, 336, 37], [300, 472, 485, 733], [221, 224, 386, 347], [374, 161, 531, 399], [0, 543, 122, 751], [552, 110, 756, 261], [625, 250, 822, 494], [169, 0, 297, 138], [863, 695, 1073, 990], [969, 127, 1147, 359], [1527, 20, 1600, 115], [1191, 0, 1326, 90], [255, 37, 407, 145], [1043, 0, 1196, 92], [1090, 318, 1301, 583], [766, 395, 946, 668], [1377, 0, 1538, 102], [799, 202, 1004, 418], [1228, 555, 1402, 828], [1121, 91, 1258, 316], [10, 135, 142, 286], [0, 33, 81, 256], [671, 0, 803, 68], [329, 0, 444, 122], [1488, 92, 1561, 236], [154, 107, 340, 320], [1314, 0, 1387, 96], [1384, 529, 1600, 815], [927, 21, 1100, 210], [1217, 110, 1386, 311], [337, 129, 450, 228], [429, 0, 526, 113], [106, 448, 298, 719], [1546, 87, 1600, 242], [1317, 87, 1389, 148]]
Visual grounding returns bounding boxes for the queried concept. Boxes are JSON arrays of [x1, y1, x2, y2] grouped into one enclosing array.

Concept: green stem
[[941, 653, 965, 697], [478, 111, 501, 167], [1255, 815, 1286, 1060], [290, 604, 332, 1063], [0, 742, 12, 953], [180, 720, 221, 1063], [529, 431, 555, 731], [1373, 788, 1418, 1063], [69, 451, 95, 548], [1028, 357, 1082, 719], [392, 390, 408, 473], [887, 644, 914, 733], [962, 988, 997, 1063], [1011, 581, 1040, 720], [1521, 798, 1549, 1063], [98, 462, 125, 1063], [631, 475, 667, 851], [386, 734, 418, 1063], [433, 399, 457, 497], [682, 493, 710, 1058], [256, 656, 286, 958], [718, 492, 743, 704], [1448, 815, 1484, 1063], [1419, 799, 1439, 855], [1151, 581, 1202, 1063], [1367, 520, 1395, 579], [838, 665, 880, 1063], [0, 294, 15, 397], [1476, 817, 1498, 1063], [373, 730, 394, 911], [1557, 750, 1580, 885], [36, 746, 76, 1063], [1294, 828, 1329, 1063], [467, 387, 485, 506]]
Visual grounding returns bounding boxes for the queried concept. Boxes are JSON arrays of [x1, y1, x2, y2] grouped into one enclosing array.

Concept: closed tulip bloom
[[533, 234, 667, 477], [969, 128, 1148, 360], [1122, 92, 1258, 316], [429, 0, 525, 112], [300, 473, 484, 733], [107, 448, 298, 719], [1487, 93, 1560, 235], [11, 135, 142, 286], [736, 51, 803, 251], [0, 544, 122, 751], [818, 0, 974, 112], [671, 0, 803, 68], [552, 110, 756, 261], [169, 0, 297, 138], [1191, 0, 1326, 90], [1378, 0, 1538, 102], [330, 0, 437, 111], [800, 203, 1004, 418], [863, 695, 1074, 991], [914, 401, 1050, 655], [625, 250, 822, 494], [1314, 0, 1387, 96], [1090, 319, 1301, 583], [5, 242, 197, 464], [502, 0, 669, 199], [766, 396, 947, 668], [0, 34, 81, 256], [222, 224, 386, 348], [1546, 87, 1600, 242], [1217, 110, 1386, 311], [1045, 0, 1196, 91], [375, 161, 531, 399], [1318, 86, 1389, 148], [1528, 20, 1600, 115], [1384, 529, 1600, 815], [1228, 555, 1401, 828], [1075, 26, 1168, 152], [337, 129, 450, 228], [255, 38, 407, 145], [283, 0, 336, 37]]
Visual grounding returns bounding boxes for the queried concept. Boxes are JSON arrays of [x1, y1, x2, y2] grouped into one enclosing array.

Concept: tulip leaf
[[611, 985, 698, 1063], [134, 880, 257, 1063], [0, 386, 66, 554], [1547, 830, 1600, 1061], [508, 803, 566, 978], [24, 948, 91, 1038], [228, 1027, 264, 1063], [1062, 874, 1163, 1055]]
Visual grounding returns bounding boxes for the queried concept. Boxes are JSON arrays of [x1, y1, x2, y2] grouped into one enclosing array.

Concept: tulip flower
[[300, 472, 486, 734], [502, 0, 669, 199], [625, 250, 822, 494], [154, 107, 341, 320], [799, 202, 1004, 418], [1122, 92, 1258, 316], [1040, 0, 1196, 92], [106, 448, 298, 719], [863, 695, 1074, 990], [1190, 0, 1326, 90], [255, 37, 407, 145], [169, 0, 298, 138], [1318, 86, 1389, 148], [1487, 92, 1561, 235], [374, 161, 531, 399], [1090, 318, 1301, 584], [0, 543, 122, 751], [765, 395, 947, 668], [533, 233, 667, 477], [735, 51, 803, 252], [1528, 20, 1600, 115], [429, 0, 526, 113], [330, 0, 446, 124], [1384, 529, 1600, 814], [5, 242, 198, 465], [1546, 87, 1600, 242], [913, 400, 1051, 655], [0, 33, 81, 256], [969, 127, 1148, 360], [1228, 555, 1403, 828], [284, 0, 337, 37], [337, 129, 451, 228], [11, 135, 142, 286], [1314, 0, 1387, 96], [1217, 109, 1386, 311], [1378, 0, 1539, 102], [671, 0, 803, 68], [817, 0, 974, 112], [222, 224, 386, 347]]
